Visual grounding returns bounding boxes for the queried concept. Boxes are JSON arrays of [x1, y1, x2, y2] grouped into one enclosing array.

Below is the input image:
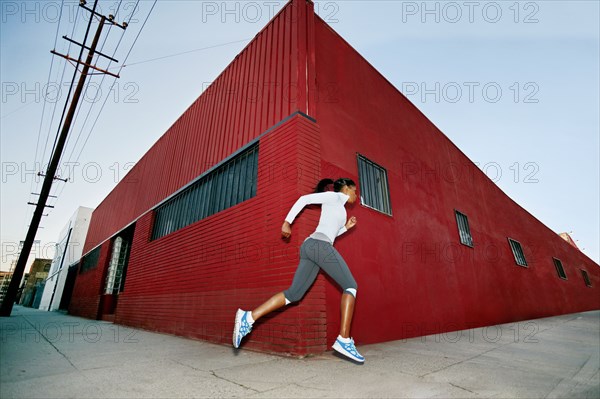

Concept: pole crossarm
[[50, 50, 120, 78], [62, 36, 119, 63], [27, 203, 55, 209]]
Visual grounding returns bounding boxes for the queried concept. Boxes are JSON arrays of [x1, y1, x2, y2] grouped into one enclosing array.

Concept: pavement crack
[[210, 370, 260, 393], [449, 382, 477, 394], [171, 358, 271, 393], [419, 344, 503, 378], [171, 359, 206, 373], [21, 314, 79, 371], [292, 381, 332, 392]]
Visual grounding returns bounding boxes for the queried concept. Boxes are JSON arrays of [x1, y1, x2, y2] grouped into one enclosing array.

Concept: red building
[[69, 0, 599, 356]]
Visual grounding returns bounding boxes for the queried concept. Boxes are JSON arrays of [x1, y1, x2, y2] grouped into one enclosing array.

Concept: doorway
[[100, 224, 135, 319]]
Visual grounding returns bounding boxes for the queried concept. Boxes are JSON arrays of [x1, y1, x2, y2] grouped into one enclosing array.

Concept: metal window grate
[[152, 143, 259, 240], [553, 257, 567, 280], [508, 238, 528, 267], [356, 154, 392, 216], [105, 236, 131, 295], [581, 269, 592, 287], [454, 210, 473, 247], [80, 246, 100, 274]]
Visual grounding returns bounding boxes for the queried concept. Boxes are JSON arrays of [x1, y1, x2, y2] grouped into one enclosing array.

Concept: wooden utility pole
[[1, 0, 126, 316]]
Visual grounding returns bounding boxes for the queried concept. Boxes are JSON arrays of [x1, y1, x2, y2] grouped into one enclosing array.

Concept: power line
[[64, 0, 141, 160], [46, 3, 97, 173], [50, 0, 158, 206], [30, 0, 65, 186], [119, 39, 251, 69], [22, 0, 79, 238], [30, 4, 82, 211], [1, 0, 128, 317], [64, 0, 125, 156], [38, 4, 82, 174]]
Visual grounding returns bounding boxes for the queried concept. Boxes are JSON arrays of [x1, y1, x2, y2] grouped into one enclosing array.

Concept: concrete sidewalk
[[1, 306, 598, 399]]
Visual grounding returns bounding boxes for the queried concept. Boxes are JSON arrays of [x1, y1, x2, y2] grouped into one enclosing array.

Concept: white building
[[38, 207, 93, 311]]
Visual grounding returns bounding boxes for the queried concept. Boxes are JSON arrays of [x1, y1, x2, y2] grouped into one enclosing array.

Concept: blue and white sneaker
[[233, 309, 253, 348], [332, 336, 365, 363]]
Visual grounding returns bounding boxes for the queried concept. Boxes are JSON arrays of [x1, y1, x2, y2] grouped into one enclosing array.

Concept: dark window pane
[[455, 211, 473, 247], [237, 153, 248, 204], [553, 258, 567, 279], [80, 246, 101, 273], [151, 143, 259, 240], [508, 239, 527, 267], [357, 154, 392, 216], [581, 270, 592, 287]]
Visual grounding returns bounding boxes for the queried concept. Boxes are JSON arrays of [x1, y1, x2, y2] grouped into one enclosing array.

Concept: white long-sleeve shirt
[[284, 191, 350, 244]]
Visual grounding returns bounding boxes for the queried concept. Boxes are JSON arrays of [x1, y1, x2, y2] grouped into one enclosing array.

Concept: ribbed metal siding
[[84, 1, 314, 252]]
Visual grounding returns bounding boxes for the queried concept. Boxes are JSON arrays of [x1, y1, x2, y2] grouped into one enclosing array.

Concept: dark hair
[[314, 178, 356, 193]]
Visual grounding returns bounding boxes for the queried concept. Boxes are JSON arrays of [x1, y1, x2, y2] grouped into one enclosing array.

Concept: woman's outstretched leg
[[233, 292, 287, 348], [252, 292, 287, 321], [233, 241, 319, 348]]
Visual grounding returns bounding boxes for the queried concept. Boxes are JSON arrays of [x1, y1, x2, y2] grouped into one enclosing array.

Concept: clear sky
[[1, 0, 599, 271]]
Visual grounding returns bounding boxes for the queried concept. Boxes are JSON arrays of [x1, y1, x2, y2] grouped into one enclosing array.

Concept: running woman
[[233, 178, 364, 363]]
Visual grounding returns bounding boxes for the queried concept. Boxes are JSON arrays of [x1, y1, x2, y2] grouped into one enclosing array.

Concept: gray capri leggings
[[284, 237, 357, 303]]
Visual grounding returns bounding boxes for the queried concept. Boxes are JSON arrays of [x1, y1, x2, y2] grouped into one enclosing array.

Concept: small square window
[[508, 238, 528, 267], [553, 258, 567, 280], [455, 210, 473, 247], [581, 270, 592, 287], [356, 154, 392, 216]]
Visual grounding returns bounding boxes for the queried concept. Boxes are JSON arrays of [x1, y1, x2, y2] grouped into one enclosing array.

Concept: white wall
[[38, 207, 93, 311]]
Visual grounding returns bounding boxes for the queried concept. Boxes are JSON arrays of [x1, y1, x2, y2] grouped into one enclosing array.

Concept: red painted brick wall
[[69, 241, 111, 320], [113, 115, 329, 355]]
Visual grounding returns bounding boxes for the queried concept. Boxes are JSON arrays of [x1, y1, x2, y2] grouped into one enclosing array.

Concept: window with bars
[[508, 238, 528, 267], [454, 210, 473, 247], [152, 143, 259, 240], [80, 246, 101, 274], [581, 270, 592, 287], [356, 154, 392, 215], [104, 225, 134, 295], [553, 257, 567, 280]]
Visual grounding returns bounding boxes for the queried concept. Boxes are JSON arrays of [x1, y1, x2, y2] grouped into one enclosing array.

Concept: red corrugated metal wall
[[312, 15, 600, 346], [82, 0, 315, 254]]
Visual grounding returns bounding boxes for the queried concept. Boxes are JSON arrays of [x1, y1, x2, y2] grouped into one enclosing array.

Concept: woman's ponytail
[[314, 178, 356, 193], [314, 178, 334, 193]]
